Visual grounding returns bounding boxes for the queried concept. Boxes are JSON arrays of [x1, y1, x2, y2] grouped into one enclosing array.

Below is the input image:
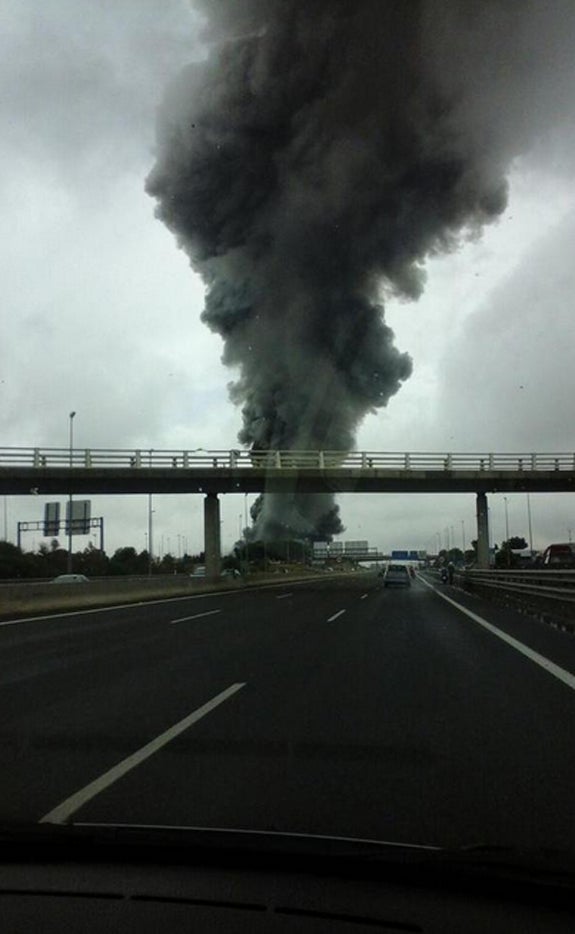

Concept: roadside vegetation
[[0, 538, 336, 580]]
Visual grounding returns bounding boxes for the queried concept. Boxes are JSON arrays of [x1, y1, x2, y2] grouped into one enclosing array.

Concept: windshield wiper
[[0, 823, 574, 886], [432, 843, 575, 875]]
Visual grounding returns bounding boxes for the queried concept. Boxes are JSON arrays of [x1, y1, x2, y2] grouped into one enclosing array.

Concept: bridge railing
[[1, 448, 575, 472]]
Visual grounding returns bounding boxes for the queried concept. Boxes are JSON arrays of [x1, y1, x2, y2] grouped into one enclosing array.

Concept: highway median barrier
[[0, 568, 358, 621]]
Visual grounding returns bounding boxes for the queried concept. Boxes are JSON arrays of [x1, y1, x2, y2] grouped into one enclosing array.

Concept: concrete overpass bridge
[[343, 552, 387, 562], [1, 447, 574, 575]]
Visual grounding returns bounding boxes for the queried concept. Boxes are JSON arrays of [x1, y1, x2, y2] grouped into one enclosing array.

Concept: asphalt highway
[[1, 572, 574, 850]]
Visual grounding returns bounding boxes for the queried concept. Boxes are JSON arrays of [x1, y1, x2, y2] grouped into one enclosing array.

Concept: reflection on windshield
[[0, 0, 575, 870]]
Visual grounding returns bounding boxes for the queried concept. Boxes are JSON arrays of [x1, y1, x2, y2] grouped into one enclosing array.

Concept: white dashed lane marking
[[170, 609, 221, 624], [40, 683, 247, 825]]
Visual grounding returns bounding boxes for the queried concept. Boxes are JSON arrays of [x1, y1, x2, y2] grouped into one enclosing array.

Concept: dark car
[[50, 574, 90, 584], [541, 543, 575, 569], [383, 564, 411, 588]]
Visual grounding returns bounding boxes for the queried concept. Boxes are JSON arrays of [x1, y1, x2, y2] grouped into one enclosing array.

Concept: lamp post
[[148, 450, 154, 576], [238, 513, 245, 573], [527, 493, 534, 552], [503, 496, 510, 566], [67, 411, 76, 573], [461, 519, 466, 554]]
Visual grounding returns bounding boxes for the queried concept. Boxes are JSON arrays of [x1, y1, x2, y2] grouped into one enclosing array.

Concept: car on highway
[[540, 543, 575, 568], [190, 567, 241, 579], [382, 564, 411, 588], [49, 574, 90, 584]]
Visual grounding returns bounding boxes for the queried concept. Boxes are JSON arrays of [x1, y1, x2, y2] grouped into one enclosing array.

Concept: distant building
[[329, 541, 343, 555], [344, 540, 369, 556]]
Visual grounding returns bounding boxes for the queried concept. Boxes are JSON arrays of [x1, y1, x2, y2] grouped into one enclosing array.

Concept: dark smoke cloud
[[147, 0, 575, 540], [248, 490, 343, 543]]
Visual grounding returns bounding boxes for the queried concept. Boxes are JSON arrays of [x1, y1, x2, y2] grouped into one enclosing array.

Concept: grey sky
[[2, 1, 575, 557]]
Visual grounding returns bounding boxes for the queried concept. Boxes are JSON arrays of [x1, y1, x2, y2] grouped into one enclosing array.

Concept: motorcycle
[[440, 567, 449, 584]]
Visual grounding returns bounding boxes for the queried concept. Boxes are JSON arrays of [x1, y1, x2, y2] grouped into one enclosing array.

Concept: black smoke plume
[[147, 0, 575, 540]]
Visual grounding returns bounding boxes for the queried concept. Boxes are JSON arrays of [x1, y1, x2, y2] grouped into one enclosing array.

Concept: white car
[[50, 574, 90, 584], [382, 565, 411, 588]]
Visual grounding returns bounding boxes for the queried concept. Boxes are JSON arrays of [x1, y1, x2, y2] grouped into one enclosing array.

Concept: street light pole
[[504, 496, 510, 567], [527, 493, 534, 552], [148, 450, 154, 576], [67, 411, 76, 573]]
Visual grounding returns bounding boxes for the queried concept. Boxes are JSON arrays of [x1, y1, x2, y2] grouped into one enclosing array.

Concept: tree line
[[0, 540, 204, 579], [0, 536, 317, 579]]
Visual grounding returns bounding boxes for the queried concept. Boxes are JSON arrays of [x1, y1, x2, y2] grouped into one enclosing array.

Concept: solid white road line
[[327, 609, 346, 622], [276, 593, 293, 600], [360, 593, 368, 600], [39, 682, 246, 825], [170, 609, 222, 624], [419, 577, 575, 693]]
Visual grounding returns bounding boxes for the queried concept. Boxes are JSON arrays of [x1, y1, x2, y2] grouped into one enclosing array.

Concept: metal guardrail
[[463, 568, 575, 603], [0, 574, 195, 587], [460, 569, 575, 630], [1, 448, 575, 472]]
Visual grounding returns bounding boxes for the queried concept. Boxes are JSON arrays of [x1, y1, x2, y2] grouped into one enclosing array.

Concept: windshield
[[1, 0, 575, 864]]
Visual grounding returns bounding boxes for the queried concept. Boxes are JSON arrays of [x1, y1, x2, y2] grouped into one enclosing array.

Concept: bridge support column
[[204, 493, 221, 579], [476, 492, 490, 569]]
